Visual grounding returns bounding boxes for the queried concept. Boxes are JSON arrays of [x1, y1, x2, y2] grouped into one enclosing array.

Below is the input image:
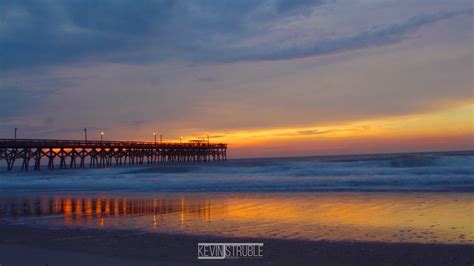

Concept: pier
[[0, 139, 227, 171]]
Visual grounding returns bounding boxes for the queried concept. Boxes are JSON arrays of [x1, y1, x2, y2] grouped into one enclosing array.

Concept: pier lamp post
[[153, 132, 157, 145], [101, 132, 104, 142], [14, 128, 17, 140], [84, 128, 88, 143], [160, 134, 162, 144]]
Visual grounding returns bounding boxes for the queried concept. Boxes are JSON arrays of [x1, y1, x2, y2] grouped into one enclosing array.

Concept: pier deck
[[0, 139, 227, 171]]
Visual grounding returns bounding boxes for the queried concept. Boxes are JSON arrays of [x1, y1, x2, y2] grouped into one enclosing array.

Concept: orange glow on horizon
[[178, 103, 473, 157]]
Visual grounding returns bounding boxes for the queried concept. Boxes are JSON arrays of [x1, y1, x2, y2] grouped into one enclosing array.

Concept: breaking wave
[[0, 151, 473, 192]]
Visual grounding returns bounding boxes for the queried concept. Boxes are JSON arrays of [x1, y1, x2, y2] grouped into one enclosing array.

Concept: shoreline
[[0, 224, 472, 266]]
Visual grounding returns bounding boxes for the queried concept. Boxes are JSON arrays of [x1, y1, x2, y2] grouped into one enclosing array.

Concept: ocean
[[0, 151, 472, 192]]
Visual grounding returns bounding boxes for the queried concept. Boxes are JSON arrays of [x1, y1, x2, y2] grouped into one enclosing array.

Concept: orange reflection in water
[[0, 193, 472, 244], [105, 199, 110, 216], [95, 198, 101, 215], [63, 198, 72, 224], [114, 199, 119, 217], [75, 199, 82, 219], [85, 198, 92, 219]]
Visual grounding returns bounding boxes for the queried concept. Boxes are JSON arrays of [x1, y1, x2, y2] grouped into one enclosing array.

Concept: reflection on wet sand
[[0, 196, 213, 228], [0, 193, 472, 244]]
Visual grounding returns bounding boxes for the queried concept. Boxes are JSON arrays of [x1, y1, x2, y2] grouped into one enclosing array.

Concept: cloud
[[0, 0, 173, 69], [206, 135, 226, 139], [0, 86, 57, 115], [1, 0, 471, 69], [0, 0, 323, 69], [0, 71, 77, 123], [227, 9, 473, 62], [196, 76, 217, 82], [276, 128, 352, 137]]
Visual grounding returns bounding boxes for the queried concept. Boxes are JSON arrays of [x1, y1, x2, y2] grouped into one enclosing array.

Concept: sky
[[0, 0, 473, 158]]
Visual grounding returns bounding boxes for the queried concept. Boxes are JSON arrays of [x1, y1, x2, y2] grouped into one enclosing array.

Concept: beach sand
[[0, 224, 473, 266]]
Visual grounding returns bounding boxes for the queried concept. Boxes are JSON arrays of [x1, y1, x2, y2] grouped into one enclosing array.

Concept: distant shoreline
[[230, 149, 474, 161]]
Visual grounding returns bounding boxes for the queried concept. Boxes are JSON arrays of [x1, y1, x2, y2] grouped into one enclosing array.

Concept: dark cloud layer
[[2, 0, 470, 69], [0, 0, 323, 69], [0, 0, 172, 69]]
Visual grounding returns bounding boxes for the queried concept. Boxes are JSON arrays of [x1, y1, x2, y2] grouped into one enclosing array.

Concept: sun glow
[[186, 103, 473, 157]]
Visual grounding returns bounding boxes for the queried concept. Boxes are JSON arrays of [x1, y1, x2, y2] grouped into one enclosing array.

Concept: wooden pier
[[0, 139, 227, 171]]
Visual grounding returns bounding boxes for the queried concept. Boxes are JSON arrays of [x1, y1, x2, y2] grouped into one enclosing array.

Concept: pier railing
[[0, 139, 226, 148]]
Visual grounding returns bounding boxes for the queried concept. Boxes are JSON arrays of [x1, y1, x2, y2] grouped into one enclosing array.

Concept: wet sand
[[0, 224, 473, 266], [0, 192, 472, 265], [0, 192, 472, 244]]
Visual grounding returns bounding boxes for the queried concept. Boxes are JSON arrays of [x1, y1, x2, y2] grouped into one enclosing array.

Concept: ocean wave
[[0, 152, 473, 192]]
